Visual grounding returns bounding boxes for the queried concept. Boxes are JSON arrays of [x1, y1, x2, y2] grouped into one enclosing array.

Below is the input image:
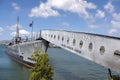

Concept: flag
[[29, 21, 33, 27]]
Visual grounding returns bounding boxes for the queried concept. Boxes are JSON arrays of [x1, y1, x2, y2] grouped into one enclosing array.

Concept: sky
[[0, 0, 120, 40]]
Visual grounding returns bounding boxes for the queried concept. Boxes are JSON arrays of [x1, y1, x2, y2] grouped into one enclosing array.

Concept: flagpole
[[31, 21, 33, 41], [15, 16, 19, 44], [16, 16, 19, 38]]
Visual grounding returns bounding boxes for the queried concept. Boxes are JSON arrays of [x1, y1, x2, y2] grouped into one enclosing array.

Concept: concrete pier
[[41, 30, 120, 72]]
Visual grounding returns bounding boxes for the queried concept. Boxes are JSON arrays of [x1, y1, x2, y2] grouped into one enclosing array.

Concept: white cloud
[[112, 13, 120, 21], [29, 0, 97, 19], [111, 20, 120, 28], [88, 25, 98, 29], [12, 3, 20, 10], [110, 14, 120, 35], [19, 29, 30, 36], [50, 0, 96, 18], [104, 2, 114, 13], [11, 29, 30, 37], [0, 27, 3, 32], [95, 10, 105, 18], [108, 29, 118, 35], [7, 24, 21, 31], [29, 3, 60, 18], [11, 32, 16, 37], [62, 22, 70, 27]]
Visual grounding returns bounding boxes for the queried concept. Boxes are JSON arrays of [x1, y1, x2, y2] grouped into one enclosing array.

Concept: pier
[[40, 30, 120, 73]]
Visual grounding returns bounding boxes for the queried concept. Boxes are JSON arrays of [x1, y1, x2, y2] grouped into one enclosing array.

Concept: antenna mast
[[16, 16, 19, 38]]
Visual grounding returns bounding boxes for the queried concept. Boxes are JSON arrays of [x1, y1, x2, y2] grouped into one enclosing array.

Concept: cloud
[[62, 22, 70, 27], [12, 3, 20, 11], [104, 2, 114, 13], [50, 0, 96, 19], [111, 20, 120, 28], [95, 10, 105, 18], [112, 13, 120, 21], [7, 24, 21, 31], [11, 30, 40, 40], [19, 29, 30, 36], [29, 0, 97, 19], [108, 29, 118, 35], [88, 25, 99, 29], [0, 27, 3, 35], [29, 3, 60, 18], [0, 27, 3, 32], [109, 13, 120, 35], [11, 29, 30, 37]]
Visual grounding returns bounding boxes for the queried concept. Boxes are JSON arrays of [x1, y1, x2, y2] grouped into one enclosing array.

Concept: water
[[0, 46, 114, 80], [48, 48, 108, 80], [0, 46, 30, 80]]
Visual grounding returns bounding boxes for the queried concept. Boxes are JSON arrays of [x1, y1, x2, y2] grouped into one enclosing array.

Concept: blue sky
[[0, 0, 120, 40]]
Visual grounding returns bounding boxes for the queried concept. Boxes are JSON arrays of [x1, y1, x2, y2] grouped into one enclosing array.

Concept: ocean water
[[0, 46, 30, 80], [48, 48, 109, 80], [0, 46, 116, 80]]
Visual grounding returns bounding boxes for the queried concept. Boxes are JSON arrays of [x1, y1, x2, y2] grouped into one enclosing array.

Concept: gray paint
[[8, 40, 47, 63], [41, 30, 120, 73]]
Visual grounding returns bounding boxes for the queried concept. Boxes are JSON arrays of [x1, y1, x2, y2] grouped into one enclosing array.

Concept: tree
[[108, 75, 120, 80], [29, 48, 54, 80]]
